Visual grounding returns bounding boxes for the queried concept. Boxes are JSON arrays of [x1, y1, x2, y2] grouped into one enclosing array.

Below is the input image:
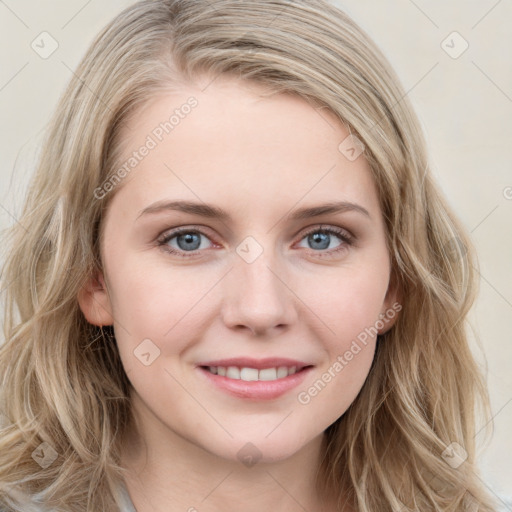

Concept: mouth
[[199, 364, 312, 382], [196, 360, 314, 400]]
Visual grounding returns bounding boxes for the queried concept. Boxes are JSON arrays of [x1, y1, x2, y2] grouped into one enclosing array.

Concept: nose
[[220, 249, 297, 337]]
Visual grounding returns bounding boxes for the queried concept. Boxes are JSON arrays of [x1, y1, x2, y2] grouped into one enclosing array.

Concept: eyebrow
[[137, 199, 371, 222]]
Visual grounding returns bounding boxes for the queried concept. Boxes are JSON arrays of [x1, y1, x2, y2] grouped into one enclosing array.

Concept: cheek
[[299, 342, 376, 431], [292, 264, 388, 414], [105, 266, 217, 393], [105, 254, 219, 351], [298, 261, 389, 345]]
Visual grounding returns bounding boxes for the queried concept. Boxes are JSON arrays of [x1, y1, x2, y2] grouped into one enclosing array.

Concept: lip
[[196, 357, 311, 371], [196, 362, 314, 401]]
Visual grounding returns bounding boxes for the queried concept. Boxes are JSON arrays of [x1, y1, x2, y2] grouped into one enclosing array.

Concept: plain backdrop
[[0, 0, 511, 506]]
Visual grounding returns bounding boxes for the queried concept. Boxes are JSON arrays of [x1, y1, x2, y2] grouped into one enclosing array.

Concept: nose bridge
[[221, 241, 296, 335]]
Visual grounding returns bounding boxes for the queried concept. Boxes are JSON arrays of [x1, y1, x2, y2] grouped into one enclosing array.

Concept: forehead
[[108, 76, 380, 223]]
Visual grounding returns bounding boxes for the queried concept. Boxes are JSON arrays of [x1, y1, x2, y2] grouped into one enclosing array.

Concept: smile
[[197, 364, 314, 400], [203, 365, 298, 381]]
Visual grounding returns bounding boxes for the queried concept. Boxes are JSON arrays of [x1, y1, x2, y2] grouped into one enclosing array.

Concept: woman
[[0, 0, 499, 510]]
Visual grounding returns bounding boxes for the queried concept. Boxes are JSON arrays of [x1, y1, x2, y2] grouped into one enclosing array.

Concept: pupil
[[178, 233, 200, 251], [310, 232, 329, 250]]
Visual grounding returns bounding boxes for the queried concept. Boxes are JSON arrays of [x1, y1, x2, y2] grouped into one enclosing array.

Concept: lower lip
[[197, 366, 313, 400]]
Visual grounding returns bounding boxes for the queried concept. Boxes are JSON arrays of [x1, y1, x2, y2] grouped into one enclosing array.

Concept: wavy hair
[[0, 0, 499, 510]]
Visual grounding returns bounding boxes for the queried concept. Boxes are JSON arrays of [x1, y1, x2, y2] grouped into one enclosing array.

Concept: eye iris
[[309, 232, 330, 250], [177, 232, 201, 251]]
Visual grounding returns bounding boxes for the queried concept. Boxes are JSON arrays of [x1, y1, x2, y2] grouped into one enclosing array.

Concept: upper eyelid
[[158, 225, 217, 243]]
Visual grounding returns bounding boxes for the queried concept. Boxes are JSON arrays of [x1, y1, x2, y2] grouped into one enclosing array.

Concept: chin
[[203, 429, 319, 467]]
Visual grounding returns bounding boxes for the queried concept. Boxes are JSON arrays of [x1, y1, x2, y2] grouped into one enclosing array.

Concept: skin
[[78, 75, 399, 512]]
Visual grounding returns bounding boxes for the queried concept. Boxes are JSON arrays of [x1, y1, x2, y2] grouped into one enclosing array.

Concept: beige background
[[0, 0, 510, 506]]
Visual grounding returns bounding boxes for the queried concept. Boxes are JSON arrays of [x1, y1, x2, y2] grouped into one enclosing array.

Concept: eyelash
[[157, 225, 354, 259]]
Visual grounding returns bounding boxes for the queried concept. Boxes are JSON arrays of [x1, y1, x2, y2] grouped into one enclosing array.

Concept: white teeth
[[258, 367, 277, 381], [205, 365, 302, 381], [226, 366, 240, 379], [240, 367, 259, 381], [277, 366, 289, 378]]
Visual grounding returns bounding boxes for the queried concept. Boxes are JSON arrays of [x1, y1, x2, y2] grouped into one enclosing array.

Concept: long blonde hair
[[0, 0, 499, 510]]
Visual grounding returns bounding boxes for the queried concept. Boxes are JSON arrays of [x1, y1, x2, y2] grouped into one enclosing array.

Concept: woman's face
[[79, 76, 399, 464]]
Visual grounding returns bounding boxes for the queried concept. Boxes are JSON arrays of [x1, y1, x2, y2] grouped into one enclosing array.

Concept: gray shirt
[[119, 480, 137, 512]]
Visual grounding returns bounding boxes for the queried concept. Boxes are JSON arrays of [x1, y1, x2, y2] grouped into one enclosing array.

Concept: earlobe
[[77, 270, 114, 326]]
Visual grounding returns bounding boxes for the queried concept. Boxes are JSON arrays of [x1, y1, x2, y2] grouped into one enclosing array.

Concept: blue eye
[[157, 225, 354, 259], [159, 229, 214, 257], [296, 226, 354, 257]]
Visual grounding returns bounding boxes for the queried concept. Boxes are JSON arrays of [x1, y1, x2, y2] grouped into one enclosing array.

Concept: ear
[[377, 268, 402, 335], [77, 270, 114, 326]]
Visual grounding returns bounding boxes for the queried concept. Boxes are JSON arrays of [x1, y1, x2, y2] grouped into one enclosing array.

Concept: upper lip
[[197, 357, 313, 371]]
